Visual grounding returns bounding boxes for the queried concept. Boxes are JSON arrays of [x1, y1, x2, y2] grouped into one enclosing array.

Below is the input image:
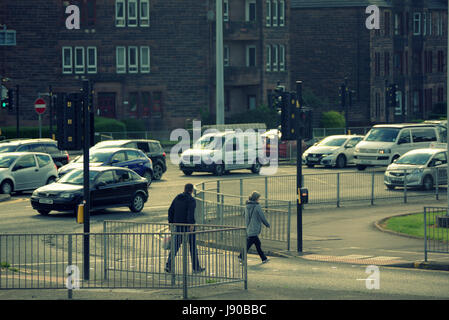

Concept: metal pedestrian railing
[[0, 222, 247, 299], [424, 207, 449, 262]]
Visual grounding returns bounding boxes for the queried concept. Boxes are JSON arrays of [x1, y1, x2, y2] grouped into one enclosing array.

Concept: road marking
[[0, 198, 27, 205]]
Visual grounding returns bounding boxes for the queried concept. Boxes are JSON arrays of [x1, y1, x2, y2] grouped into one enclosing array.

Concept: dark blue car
[[58, 148, 154, 186]]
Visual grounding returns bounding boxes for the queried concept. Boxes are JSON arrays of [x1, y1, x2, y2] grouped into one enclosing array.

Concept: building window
[[116, 46, 126, 73], [272, 0, 278, 27], [224, 45, 230, 67], [74, 47, 85, 74], [140, 46, 150, 73], [115, 0, 126, 27], [62, 47, 73, 74], [279, 44, 285, 71], [266, 45, 271, 71], [375, 52, 381, 77], [265, 0, 271, 27], [140, 0, 150, 27], [272, 45, 278, 71], [223, 0, 229, 22], [248, 95, 256, 110], [128, 0, 138, 27], [437, 50, 445, 73], [128, 46, 138, 73], [424, 51, 433, 73], [413, 12, 421, 35], [152, 91, 163, 118], [437, 13, 443, 36], [423, 12, 427, 36], [87, 47, 97, 74], [129, 92, 139, 118], [141, 92, 151, 117], [384, 11, 390, 36], [279, 0, 285, 26], [246, 45, 256, 67], [394, 13, 402, 35], [384, 51, 390, 76], [246, 0, 256, 22], [85, 0, 96, 27]]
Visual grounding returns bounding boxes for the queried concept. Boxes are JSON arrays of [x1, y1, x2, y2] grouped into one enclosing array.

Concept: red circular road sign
[[34, 98, 46, 114]]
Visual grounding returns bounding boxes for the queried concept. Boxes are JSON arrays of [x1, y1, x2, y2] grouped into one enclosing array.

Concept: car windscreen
[[395, 153, 432, 165], [318, 137, 347, 147], [0, 145, 17, 153], [0, 155, 19, 168], [365, 128, 400, 142], [193, 136, 225, 150], [75, 151, 110, 163], [58, 169, 100, 185]]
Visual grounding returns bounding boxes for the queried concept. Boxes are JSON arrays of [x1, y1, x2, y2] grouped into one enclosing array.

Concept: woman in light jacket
[[239, 191, 271, 263]]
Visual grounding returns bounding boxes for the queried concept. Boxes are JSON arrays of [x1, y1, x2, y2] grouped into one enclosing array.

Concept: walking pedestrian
[[165, 183, 205, 274], [239, 191, 270, 264]]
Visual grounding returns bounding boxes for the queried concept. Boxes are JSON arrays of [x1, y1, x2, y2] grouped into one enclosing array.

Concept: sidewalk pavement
[[258, 197, 449, 272]]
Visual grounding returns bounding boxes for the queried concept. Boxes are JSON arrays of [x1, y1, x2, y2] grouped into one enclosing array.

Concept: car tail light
[[66, 152, 70, 163], [163, 152, 166, 157]]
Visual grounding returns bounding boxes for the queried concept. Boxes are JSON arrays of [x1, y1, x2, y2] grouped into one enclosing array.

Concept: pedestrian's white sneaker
[[262, 258, 269, 264]]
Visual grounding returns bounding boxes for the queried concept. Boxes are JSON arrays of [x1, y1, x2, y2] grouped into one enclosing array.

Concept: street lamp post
[[216, 0, 225, 125]]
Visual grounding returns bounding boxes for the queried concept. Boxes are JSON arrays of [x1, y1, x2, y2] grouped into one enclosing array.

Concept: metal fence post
[[201, 183, 205, 224], [265, 176, 268, 209], [240, 179, 243, 206], [287, 201, 291, 251], [68, 234, 72, 300], [371, 171, 375, 205], [220, 194, 224, 226], [403, 169, 407, 203], [103, 221, 108, 281], [337, 173, 340, 208], [435, 168, 439, 200], [182, 232, 188, 299], [424, 208, 428, 262]]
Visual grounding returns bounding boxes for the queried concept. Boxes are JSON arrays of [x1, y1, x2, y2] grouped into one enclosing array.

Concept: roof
[[0, 138, 56, 145], [406, 148, 447, 154], [372, 123, 442, 128], [291, 0, 447, 9], [0, 152, 51, 157], [91, 147, 141, 153]]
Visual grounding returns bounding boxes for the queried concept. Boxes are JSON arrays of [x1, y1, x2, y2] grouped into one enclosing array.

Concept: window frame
[[140, 46, 150, 73], [115, 0, 126, 27], [223, 0, 229, 22], [74, 46, 85, 74], [279, 44, 285, 71], [413, 12, 421, 35], [116, 46, 127, 74], [246, 45, 256, 67], [265, 0, 271, 27], [127, 0, 138, 27], [128, 46, 138, 73], [266, 45, 271, 72], [246, 0, 256, 22], [272, 0, 278, 27], [62, 46, 73, 74], [279, 0, 285, 27], [140, 0, 150, 27], [272, 44, 278, 71], [223, 45, 230, 67], [87, 46, 97, 74]]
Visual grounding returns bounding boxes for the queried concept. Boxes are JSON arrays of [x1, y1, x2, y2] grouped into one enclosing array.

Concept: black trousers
[[239, 236, 267, 262], [165, 226, 201, 271]]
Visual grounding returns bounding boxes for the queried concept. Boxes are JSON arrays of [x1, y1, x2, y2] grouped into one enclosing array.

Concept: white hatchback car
[[384, 148, 447, 191], [302, 135, 364, 168], [0, 152, 58, 195]]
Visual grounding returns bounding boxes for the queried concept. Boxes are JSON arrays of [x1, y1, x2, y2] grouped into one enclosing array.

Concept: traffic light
[[56, 93, 83, 150], [1, 89, 13, 110], [280, 92, 298, 141], [298, 108, 313, 140]]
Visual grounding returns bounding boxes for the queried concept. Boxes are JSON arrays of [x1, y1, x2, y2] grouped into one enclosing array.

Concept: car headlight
[[378, 149, 391, 154], [60, 193, 74, 199], [355, 147, 360, 152], [411, 168, 423, 175], [32, 190, 38, 197]]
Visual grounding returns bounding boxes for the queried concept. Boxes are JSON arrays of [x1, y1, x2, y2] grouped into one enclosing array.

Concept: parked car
[[91, 139, 166, 180], [354, 123, 447, 170], [261, 129, 309, 158], [384, 148, 447, 191], [30, 167, 149, 215], [302, 135, 364, 168], [0, 152, 58, 195], [179, 131, 263, 176], [0, 139, 69, 168], [58, 148, 154, 185]]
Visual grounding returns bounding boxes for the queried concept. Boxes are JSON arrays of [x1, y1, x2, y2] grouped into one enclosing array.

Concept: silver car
[[384, 148, 447, 191], [302, 135, 364, 168], [0, 152, 59, 195]]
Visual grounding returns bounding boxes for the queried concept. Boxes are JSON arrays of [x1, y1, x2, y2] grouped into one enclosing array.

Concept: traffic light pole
[[296, 81, 303, 253], [82, 79, 91, 281]]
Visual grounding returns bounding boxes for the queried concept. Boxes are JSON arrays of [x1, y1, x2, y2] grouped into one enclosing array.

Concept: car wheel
[[214, 163, 224, 176], [152, 164, 163, 180], [251, 161, 261, 174], [386, 185, 395, 190], [0, 180, 13, 195], [356, 165, 366, 171], [336, 155, 346, 169], [182, 169, 193, 176], [130, 193, 145, 213], [422, 175, 434, 191], [38, 209, 50, 215], [143, 171, 152, 187], [46, 176, 56, 185]]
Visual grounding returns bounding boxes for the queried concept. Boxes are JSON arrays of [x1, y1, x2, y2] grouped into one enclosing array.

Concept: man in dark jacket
[[165, 183, 205, 273]]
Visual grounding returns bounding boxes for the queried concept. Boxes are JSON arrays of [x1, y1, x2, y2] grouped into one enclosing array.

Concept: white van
[[353, 123, 447, 170], [179, 131, 263, 176]]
